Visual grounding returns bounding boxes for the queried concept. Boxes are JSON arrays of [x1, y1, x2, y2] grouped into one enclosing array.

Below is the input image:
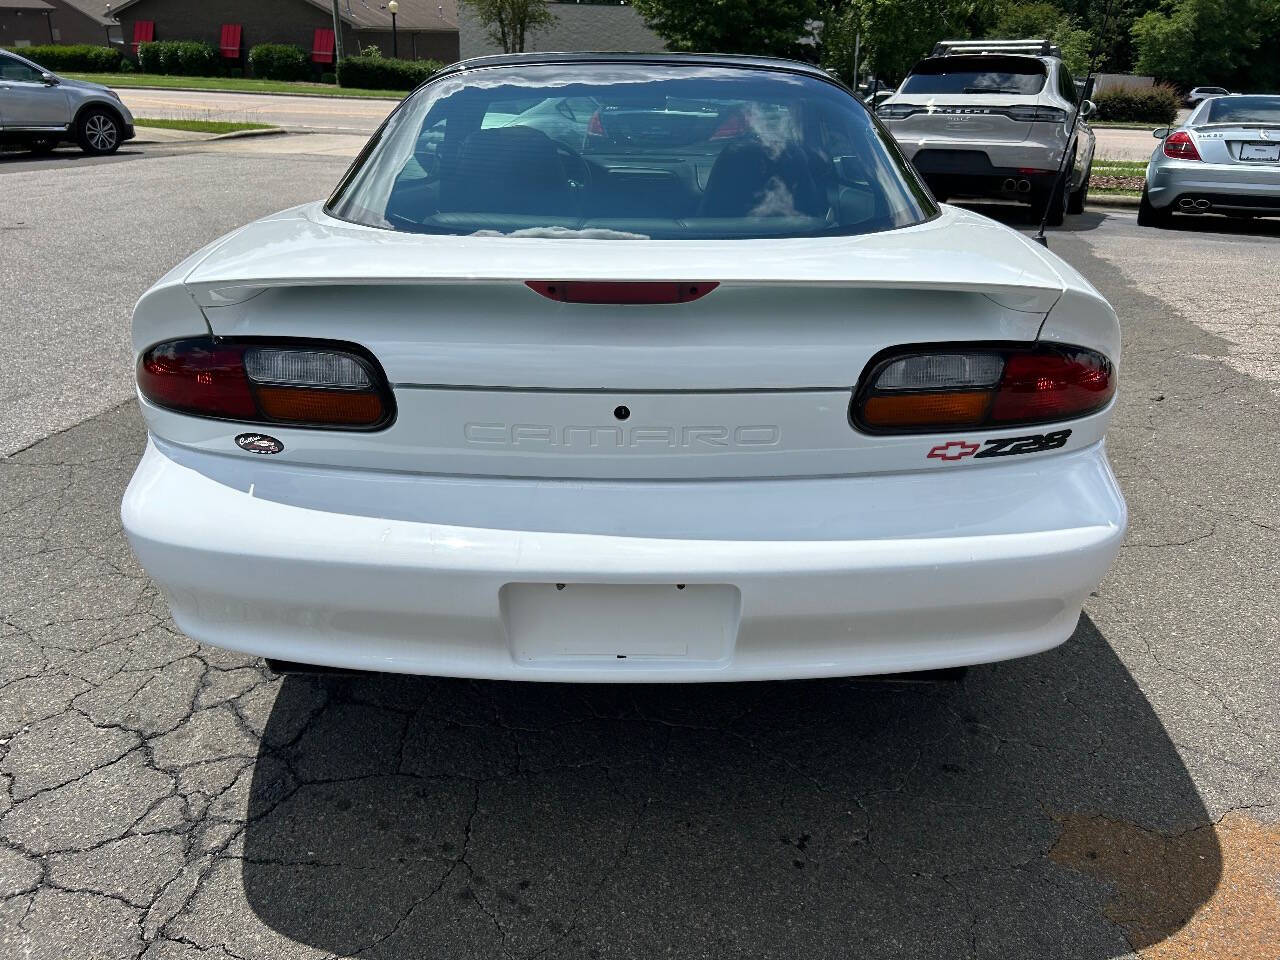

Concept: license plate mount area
[[501, 582, 741, 665]]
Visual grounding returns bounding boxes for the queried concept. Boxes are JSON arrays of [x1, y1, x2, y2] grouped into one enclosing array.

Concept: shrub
[[137, 40, 219, 77], [248, 43, 309, 81], [1093, 84, 1179, 125], [17, 44, 122, 73], [337, 55, 443, 91], [320, 72, 337, 85]]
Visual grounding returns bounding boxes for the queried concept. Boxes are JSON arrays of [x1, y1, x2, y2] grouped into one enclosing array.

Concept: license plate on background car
[[501, 582, 741, 663], [1240, 143, 1280, 161]]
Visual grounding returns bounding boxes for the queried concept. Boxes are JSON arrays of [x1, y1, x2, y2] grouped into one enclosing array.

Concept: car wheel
[[76, 109, 122, 156], [1137, 186, 1172, 227], [28, 137, 59, 155], [1066, 165, 1091, 214], [1032, 177, 1067, 227]]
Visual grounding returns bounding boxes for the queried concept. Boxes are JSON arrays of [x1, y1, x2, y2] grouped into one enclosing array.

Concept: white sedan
[[122, 53, 1126, 682]]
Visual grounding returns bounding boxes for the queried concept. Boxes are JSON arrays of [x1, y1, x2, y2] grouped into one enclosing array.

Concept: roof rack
[[931, 39, 1061, 59]]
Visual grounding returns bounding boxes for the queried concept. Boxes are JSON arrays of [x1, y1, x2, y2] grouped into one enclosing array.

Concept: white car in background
[[122, 53, 1125, 682], [877, 39, 1096, 225]]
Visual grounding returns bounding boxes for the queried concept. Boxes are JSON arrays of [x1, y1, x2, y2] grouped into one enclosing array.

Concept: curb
[[208, 127, 287, 141], [132, 126, 285, 145], [1087, 194, 1141, 209]]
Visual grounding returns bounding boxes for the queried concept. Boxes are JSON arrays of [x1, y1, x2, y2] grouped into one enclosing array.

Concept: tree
[[987, 2, 1096, 75], [820, 0, 1002, 86], [1132, 0, 1278, 90], [462, 0, 556, 54], [631, 0, 820, 59]]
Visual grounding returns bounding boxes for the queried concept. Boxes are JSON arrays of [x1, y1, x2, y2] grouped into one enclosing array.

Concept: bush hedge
[[16, 44, 122, 73], [137, 40, 218, 77], [337, 55, 443, 90], [247, 43, 309, 81], [1093, 84, 1179, 124]]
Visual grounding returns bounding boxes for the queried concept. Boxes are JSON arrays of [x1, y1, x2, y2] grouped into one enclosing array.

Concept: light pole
[[388, 0, 398, 58]]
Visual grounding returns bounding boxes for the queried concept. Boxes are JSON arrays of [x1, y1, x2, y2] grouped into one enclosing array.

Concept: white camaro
[[122, 53, 1126, 682]]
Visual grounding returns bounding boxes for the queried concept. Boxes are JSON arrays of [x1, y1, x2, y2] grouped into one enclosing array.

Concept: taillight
[[1007, 105, 1069, 123], [1163, 130, 1201, 161], [876, 103, 916, 120], [586, 111, 605, 137], [710, 110, 747, 139], [138, 338, 394, 429], [852, 344, 1114, 434]]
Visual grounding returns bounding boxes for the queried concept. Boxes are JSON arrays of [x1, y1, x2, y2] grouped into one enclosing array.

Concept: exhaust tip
[[1017, 179, 1031, 193], [1195, 198, 1211, 209], [1179, 198, 1196, 209], [1002, 178, 1017, 192]]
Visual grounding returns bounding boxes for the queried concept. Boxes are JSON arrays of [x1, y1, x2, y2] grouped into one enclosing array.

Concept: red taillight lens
[[710, 110, 747, 140], [137, 338, 393, 429], [1163, 131, 1201, 161], [526, 281, 719, 304], [586, 111, 605, 137], [138, 340, 257, 419], [853, 344, 1115, 434], [990, 348, 1115, 424]]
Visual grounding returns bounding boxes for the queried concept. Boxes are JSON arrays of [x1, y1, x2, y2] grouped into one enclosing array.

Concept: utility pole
[[330, 0, 345, 62]]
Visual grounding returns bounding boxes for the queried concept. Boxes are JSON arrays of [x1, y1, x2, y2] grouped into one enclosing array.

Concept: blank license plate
[[502, 583, 740, 663], [1240, 143, 1280, 161]]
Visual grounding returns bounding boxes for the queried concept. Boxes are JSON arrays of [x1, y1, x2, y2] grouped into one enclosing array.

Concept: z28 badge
[[928, 430, 1071, 461]]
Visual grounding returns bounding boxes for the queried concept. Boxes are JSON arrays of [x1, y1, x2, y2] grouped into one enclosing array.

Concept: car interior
[[364, 85, 923, 240]]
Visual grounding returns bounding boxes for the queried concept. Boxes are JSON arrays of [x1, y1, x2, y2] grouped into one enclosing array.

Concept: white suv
[[877, 39, 1096, 225]]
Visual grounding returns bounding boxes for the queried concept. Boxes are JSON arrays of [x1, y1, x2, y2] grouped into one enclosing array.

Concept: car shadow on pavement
[[240, 613, 1220, 959], [948, 199, 1110, 233]]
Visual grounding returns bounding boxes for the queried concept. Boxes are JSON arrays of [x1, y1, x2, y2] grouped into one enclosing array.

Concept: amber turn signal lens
[[253, 386, 386, 426], [861, 391, 991, 429]]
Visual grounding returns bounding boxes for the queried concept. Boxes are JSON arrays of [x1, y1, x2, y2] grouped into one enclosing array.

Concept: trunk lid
[[183, 203, 1067, 480]]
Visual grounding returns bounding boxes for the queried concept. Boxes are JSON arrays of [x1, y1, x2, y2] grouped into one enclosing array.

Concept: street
[[1, 133, 1278, 960]]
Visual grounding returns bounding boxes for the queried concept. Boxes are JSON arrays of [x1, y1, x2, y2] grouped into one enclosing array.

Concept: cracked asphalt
[[1, 141, 1278, 960]]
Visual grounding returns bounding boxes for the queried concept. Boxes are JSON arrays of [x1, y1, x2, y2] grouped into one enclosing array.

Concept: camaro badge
[[235, 433, 284, 455]]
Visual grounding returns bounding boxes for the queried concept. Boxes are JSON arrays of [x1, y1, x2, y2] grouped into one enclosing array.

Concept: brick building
[[103, 0, 458, 64]]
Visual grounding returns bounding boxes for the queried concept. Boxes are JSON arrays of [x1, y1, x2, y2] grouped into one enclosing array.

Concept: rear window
[[1204, 96, 1280, 125], [325, 62, 936, 240], [899, 56, 1047, 96]]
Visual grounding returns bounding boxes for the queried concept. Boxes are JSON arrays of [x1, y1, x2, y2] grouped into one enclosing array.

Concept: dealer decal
[[928, 429, 1071, 462]]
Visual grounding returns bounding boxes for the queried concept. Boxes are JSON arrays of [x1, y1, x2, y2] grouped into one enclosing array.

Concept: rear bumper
[[122, 440, 1126, 682], [900, 146, 1065, 199], [1147, 160, 1280, 211]]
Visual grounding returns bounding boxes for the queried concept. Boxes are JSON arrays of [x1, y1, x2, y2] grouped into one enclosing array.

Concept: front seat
[[699, 138, 826, 218], [440, 125, 573, 216]]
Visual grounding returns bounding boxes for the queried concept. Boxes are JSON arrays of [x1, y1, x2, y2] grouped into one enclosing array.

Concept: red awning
[[131, 19, 154, 55], [312, 28, 335, 64], [219, 23, 242, 59]]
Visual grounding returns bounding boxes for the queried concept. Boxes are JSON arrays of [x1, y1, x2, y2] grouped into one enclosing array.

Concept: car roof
[[435, 51, 835, 83]]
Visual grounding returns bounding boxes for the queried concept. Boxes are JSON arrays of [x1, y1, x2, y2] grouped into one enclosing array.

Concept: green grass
[[134, 117, 275, 134], [63, 72, 406, 100], [1093, 160, 1147, 177]]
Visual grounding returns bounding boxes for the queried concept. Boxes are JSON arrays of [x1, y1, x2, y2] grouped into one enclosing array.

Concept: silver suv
[[877, 39, 1095, 225], [1, 48, 135, 156]]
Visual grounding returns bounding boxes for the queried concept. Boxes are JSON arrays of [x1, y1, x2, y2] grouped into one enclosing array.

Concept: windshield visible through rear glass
[[899, 56, 1047, 96], [325, 63, 936, 240], [1205, 96, 1280, 125]]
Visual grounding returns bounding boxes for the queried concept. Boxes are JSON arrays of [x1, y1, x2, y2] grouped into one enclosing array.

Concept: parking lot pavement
[[2, 141, 1278, 960]]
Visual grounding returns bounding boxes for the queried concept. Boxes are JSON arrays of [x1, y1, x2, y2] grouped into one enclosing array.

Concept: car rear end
[[878, 53, 1072, 204], [121, 57, 1125, 681], [1146, 96, 1280, 217]]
